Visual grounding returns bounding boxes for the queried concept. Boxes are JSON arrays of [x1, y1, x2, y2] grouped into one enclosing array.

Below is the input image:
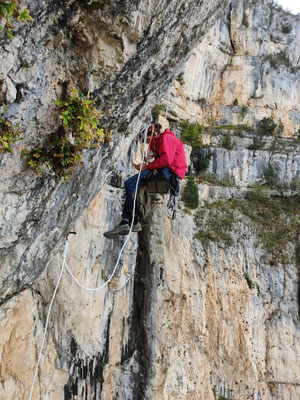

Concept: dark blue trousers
[[122, 167, 172, 221]]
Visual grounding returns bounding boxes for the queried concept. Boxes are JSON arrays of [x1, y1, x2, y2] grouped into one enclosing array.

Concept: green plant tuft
[[0, 117, 22, 153], [182, 175, 199, 209], [264, 50, 298, 73], [248, 136, 265, 150], [25, 90, 108, 179], [176, 72, 185, 85], [281, 24, 292, 34], [195, 194, 300, 265], [197, 150, 213, 173], [198, 172, 234, 187], [180, 121, 203, 148], [240, 105, 248, 119], [264, 164, 278, 186], [0, 2, 33, 38], [151, 104, 166, 121], [256, 117, 276, 135], [223, 133, 235, 149]]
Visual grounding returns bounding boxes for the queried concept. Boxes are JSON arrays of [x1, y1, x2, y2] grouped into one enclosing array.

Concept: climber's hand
[[134, 163, 146, 171]]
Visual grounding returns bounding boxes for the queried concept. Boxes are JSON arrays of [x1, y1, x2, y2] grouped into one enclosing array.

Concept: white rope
[[28, 248, 67, 400], [28, 126, 148, 399], [164, 88, 171, 125], [63, 128, 147, 291]]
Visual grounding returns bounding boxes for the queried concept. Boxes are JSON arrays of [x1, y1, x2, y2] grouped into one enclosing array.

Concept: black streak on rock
[[120, 226, 153, 399], [64, 313, 111, 399]]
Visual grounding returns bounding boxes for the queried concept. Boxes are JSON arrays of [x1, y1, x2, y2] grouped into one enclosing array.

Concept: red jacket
[[147, 129, 187, 179]]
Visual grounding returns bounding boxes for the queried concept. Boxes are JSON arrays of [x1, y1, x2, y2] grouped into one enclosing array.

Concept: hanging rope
[[28, 127, 149, 400], [28, 248, 67, 400], [164, 88, 171, 126]]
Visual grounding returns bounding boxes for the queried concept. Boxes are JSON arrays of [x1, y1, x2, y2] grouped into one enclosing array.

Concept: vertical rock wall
[[165, 0, 300, 137], [1, 177, 299, 399]]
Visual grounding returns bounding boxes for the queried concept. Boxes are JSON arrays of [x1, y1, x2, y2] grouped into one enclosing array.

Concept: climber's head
[[154, 123, 162, 134], [139, 122, 162, 141], [146, 125, 156, 143]]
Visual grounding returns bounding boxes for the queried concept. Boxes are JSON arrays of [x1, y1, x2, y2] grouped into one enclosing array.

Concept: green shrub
[[0, 117, 22, 153], [196, 194, 300, 266], [197, 150, 213, 172], [276, 119, 284, 136], [25, 90, 107, 179], [194, 201, 235, 246], [245, 186, 267, 202], [256, 117, 284, 137], [240, 105, 248, 119], [199, 172, 234, 187], [0, 2, 33, 38], [264, 164, 278, 186], [182, 176, 199, 209], [281, 24, 292, 34], [290, 178, 300, 195], [176, 72, 184, 85], [264, 50, 294, 71], [248, 136, 264, 150], [233, 98, 239, 106], [256, 117, 276, 135], [180, 121, 203, 148], [151, 104, 166, 121], [237, 194, 299, 266], [267, 0, 288, 13], [223, 133, 234, 149], [244, 273, 254, 289]]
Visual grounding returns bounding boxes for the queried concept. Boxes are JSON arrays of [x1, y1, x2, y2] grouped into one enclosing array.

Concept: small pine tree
[[264, 164, 277, 186], [182, 176, 199, 209], [257, 117, 276, 135]]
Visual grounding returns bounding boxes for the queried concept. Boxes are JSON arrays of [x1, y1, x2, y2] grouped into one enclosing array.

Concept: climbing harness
[[167, 172, 181, 220], [28, 124, 149, 400], [146, 169, 169, 194]]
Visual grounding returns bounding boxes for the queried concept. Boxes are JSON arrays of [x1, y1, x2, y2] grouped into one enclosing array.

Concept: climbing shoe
[[131, 222, 142, 232], [103, 221, 130, 239], [103, 220, 141, 239]]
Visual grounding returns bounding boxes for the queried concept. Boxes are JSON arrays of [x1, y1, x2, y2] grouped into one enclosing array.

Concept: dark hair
[[154, 123, 162, 133], [147, 123, 162, 137]]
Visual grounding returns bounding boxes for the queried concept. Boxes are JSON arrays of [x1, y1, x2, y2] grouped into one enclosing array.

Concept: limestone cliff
[[164, 0, 300, 138], [0, 0, 300, 400]]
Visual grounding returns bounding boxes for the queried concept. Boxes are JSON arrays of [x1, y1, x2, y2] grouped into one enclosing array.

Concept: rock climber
[[103, 123, 187, 238]]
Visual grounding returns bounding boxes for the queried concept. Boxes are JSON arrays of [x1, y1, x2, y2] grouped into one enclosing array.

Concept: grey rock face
[[166, 0, 300, 137], [0, 0, 229, 304], [191, 144, 300, 187]]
